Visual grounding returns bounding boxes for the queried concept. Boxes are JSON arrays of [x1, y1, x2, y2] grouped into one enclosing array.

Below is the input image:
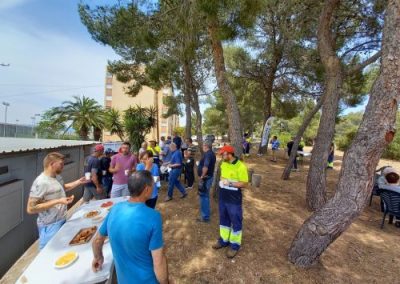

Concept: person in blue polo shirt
[[91, 171, 169, 284], [212, 145, 249, 259], [165, 142, 187, 201]]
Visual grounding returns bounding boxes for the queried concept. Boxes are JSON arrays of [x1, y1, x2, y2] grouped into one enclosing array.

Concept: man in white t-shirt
[[27, 152, 87, 249]]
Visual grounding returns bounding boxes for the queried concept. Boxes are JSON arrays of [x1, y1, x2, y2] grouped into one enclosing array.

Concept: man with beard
[[27, 152, 88, 249]]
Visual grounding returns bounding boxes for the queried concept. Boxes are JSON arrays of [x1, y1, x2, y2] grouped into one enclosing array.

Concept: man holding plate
[[27, 152, 88, 249], [212, 145, 249, 259]]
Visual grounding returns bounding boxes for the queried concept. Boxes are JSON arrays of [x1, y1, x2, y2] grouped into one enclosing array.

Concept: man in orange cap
[[212, 145, 249, 258]]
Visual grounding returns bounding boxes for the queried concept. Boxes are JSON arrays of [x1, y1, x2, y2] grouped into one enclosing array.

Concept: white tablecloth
[[16, 197, 128, 284]]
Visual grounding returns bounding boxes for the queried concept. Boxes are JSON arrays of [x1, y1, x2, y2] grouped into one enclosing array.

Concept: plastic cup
[[102, 170, 106, 175], [124, 169, 129, 176], [85, 172, 91, 180]]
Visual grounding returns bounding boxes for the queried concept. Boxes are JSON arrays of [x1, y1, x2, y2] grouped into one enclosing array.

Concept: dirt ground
[[155, 148, 400, 284]]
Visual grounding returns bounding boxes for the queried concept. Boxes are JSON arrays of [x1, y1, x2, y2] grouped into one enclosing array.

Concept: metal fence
[[0, 123, 34, 138]]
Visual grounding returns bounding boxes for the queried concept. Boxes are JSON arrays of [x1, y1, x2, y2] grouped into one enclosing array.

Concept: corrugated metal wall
[[0, 144, 92, 277]]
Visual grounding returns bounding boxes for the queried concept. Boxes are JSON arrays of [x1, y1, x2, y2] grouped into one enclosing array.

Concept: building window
[[106, 96, 112, 101], [106, 84, 112, 89], [106, 89, 112, 96], [106, 72, 113, 78]]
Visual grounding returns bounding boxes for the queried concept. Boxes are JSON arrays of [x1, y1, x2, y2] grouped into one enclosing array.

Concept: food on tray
[[84, 210, 100, 218], [69, 226, 97, 246], [54, 251, 79, 269], [100, 201, 114, 208]]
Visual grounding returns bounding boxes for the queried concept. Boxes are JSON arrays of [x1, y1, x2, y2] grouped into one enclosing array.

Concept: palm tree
[[105, 108, 125, 141], [50, 96, 104, 140], [124, 105, 157, 151]]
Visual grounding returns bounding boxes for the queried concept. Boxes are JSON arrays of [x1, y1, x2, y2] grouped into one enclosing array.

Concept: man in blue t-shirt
[[165, 143, 187, 201], [91, 171, 169, 284], [197, 141, 216, 222]]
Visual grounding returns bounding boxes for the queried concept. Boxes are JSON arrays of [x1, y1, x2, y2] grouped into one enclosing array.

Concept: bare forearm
[[92, 176, 101, 188], [27, 199, 61, 214], [64, 180, 81, 191], [154, 255, 169, 284], [92, 236, 104, 258], [108, 166, 117, 173], [201, 167, 208, 178], [169, 163, 181, 168]]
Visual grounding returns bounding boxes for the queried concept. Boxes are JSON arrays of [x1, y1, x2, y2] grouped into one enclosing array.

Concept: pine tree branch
[[346, 51, 381, 75]]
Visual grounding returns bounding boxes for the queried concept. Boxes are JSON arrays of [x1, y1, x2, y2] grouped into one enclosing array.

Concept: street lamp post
[[15, 119, 19, 138], [32, 114, 40, 138], [2, 102, 10, 137], [31, 116, 35, 136]]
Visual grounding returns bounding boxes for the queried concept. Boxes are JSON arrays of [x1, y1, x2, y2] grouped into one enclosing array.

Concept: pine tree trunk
[[207, 16, 243, 157], [257, 88, 272, 155], [183, 61, 192, 139], [305, 0, 342, 211], [257, 48, 281, 155], [192, 89, 204, 155], [288, 0, 399, 267], [281, 96, 325, 180]]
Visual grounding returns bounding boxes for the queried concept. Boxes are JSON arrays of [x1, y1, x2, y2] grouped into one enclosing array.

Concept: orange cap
[[219, 145, 235, 155]]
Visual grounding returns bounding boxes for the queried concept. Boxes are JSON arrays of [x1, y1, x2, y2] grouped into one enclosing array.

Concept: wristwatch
[[229, 182, 233, 188]]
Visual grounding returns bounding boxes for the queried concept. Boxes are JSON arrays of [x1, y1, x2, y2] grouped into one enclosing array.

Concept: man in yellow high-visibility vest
[[212, 145, 249, 258]]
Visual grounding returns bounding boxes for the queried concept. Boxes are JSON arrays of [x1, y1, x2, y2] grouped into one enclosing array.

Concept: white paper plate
[[84, 210, 102, 219], [54, 252, 79, 269]]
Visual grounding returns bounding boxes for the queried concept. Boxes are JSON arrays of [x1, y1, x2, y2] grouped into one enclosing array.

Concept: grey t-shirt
[[29, 173, 66, 226]]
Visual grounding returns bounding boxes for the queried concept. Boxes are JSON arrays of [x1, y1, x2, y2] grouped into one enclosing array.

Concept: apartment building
[[103, 71, 179, 142]]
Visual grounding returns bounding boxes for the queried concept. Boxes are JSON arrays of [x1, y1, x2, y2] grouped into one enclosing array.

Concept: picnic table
[[16, 197, 127, 284], [297, 151, 312, 157]]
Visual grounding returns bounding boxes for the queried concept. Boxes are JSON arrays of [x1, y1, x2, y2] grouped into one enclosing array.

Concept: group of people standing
[[26, 133, 251, 283]]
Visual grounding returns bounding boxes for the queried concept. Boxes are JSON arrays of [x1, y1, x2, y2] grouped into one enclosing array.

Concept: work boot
[[226, 248, 239, 258], [164, 196, 172, 202], [212, 241, 226, 250], [180, 193, 188, 199]]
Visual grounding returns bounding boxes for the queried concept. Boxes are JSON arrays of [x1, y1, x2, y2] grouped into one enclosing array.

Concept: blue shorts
[[38, 219, 66, 249]]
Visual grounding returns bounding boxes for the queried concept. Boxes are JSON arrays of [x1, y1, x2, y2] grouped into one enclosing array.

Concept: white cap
[[382, 167, 399, 176]]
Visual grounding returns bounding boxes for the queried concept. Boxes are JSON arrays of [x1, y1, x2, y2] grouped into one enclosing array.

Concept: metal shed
[[0, 138, 96, 277]]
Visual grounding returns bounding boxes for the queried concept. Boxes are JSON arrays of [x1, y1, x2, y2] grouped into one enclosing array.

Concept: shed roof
[[0, 138, 96, 154]]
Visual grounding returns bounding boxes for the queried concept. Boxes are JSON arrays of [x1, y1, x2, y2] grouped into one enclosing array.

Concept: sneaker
[[180, 193, 188, 199], [226, 248, 239, 258], [186, 186, 193, 190], [212, 241, 226, 250], [164, 196, 172, 202]]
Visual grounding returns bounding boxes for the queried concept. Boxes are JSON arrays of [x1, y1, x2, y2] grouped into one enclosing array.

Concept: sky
[[0, 0, 120, 126], [0, 0, 366, 128]]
